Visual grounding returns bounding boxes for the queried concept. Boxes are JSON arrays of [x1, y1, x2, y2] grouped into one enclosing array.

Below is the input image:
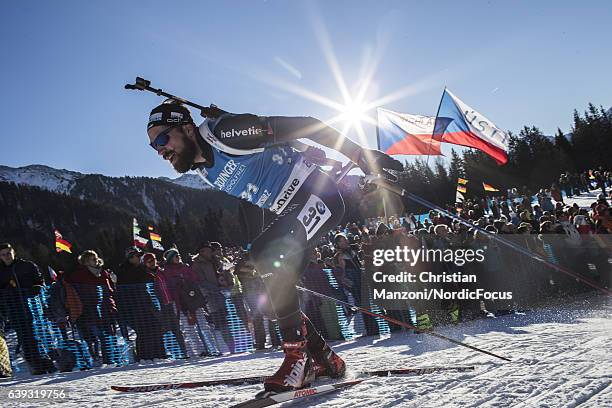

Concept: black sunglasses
[[150, 124, 182, 151]]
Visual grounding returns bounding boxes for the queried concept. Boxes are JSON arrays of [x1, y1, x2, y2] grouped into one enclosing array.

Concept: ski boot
[[310, 343, 346, 379], [301, 313, 345, 379], [263, 339, 316, 393]]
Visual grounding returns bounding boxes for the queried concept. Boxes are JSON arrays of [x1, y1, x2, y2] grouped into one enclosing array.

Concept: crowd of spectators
[[0, 169, 609, 377]]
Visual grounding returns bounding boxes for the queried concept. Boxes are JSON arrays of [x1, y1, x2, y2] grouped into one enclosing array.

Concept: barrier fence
[[0, 233, 609, 376]]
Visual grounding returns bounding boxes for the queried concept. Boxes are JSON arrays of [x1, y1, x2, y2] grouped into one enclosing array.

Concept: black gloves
[[355, 149, 403, 179]]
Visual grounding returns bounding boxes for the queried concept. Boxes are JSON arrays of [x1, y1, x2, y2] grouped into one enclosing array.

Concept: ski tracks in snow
[[1, 294, 609, 407]]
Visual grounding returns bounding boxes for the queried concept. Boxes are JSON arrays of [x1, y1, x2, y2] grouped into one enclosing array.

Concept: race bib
[[298, 194, 331, 241]]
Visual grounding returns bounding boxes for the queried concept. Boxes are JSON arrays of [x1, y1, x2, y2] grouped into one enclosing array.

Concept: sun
[[250, 10, 437, 148], [339, 99, 369, 128]]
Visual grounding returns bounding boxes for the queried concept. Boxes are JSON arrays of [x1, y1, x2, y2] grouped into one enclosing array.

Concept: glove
[[355, 149, 403, 179]]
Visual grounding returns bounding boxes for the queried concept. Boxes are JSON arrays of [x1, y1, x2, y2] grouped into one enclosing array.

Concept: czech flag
[[377, 108, 442, 156], [433, 89, 509, 165], [54, 230, 72, 253]]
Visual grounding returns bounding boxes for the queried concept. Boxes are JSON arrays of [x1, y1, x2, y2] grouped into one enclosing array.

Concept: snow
[[140, 185, 160, 221], [563, 190, 604, 209], [0, 164, 210, 193], [159, 174, 212, 190], [0, 164, 82, 193], [1, 293, 609, 407]]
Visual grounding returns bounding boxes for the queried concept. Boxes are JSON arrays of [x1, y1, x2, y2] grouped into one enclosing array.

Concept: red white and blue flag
[[433, 89, 509, 164], [377, 108, 442, 156]]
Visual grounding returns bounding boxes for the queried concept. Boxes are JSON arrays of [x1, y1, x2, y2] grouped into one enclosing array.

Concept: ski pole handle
[[359, 175, 407, 196]]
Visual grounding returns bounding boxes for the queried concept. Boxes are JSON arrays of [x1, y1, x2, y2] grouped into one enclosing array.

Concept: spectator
[[0, 314, 11, 377], [116, 247, 166, 362], [211, 242, 249, 327], [160, 248, 220, 357], [0, 243, 56, 374], [301, 249, 344, 341], [334, 233, 378, 336], [143, 253, 188, 359], [192, 242, 235, 352], [234, 252, 281, 350], [116, 247, 141, 339], [64, 250, 119, 366]]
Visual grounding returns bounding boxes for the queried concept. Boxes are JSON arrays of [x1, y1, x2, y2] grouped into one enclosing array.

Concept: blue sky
[[1, 1, 611, 178]]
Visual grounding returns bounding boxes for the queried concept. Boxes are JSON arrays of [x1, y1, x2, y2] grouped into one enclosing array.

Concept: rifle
[[124, 77, 226, 118]]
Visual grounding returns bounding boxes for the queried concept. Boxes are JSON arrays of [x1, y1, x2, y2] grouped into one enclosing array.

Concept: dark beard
[[173, 136, 198, 173]]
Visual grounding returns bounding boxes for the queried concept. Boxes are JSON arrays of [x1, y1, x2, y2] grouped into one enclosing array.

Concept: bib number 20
[[298, 194, 331, 241]]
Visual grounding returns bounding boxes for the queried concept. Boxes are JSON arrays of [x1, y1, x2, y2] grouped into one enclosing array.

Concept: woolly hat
[[147, 99, 193, 130], [142, 253, 156, 264], [163, 248, 180, 263]]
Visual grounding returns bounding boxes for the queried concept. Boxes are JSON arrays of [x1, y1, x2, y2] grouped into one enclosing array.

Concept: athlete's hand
[[355, 149, 403, 179]]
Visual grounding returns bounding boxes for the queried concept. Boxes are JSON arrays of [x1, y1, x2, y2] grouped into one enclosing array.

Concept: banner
[[377, 108, 442, 155], [433, 89, 509, 164]]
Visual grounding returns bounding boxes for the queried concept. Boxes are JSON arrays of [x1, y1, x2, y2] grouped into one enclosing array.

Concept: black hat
[[199, 241, 212, 250], [0, 243, 13, 251], [125, 246, 143, 258], [147, 99, 194, 130]]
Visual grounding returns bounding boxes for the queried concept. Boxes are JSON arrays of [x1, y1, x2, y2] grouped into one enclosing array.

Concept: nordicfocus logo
[[272, 178, 300, 213], [220, 126, 263, 139], [213, 160, 238, 190]]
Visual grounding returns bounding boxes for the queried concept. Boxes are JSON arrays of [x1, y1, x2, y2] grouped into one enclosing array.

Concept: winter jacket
[[0, 258, 44, 320], [191, 255, 233, 291], [156, 263, 200, 312], [46, 273, 83, 323], [64, 265, 117, 323], [117, 262, 156, 285], [0, 258, 43, 291]]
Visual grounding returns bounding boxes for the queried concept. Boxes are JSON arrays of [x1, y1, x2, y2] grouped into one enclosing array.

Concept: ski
[[110, 374, 269, 392], [230, 379, 365, 408], [110, 365, 474, 393]]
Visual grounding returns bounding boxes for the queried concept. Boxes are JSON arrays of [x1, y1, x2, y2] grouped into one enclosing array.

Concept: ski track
[[0, 294, 609, 408]]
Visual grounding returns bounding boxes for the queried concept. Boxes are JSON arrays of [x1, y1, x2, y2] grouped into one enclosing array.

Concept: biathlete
[[145, 99, 402, 392]]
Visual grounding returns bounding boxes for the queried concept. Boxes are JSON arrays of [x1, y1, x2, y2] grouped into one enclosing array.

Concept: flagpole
[[425, 86, 446, 169], [376, 108, 389, 224]]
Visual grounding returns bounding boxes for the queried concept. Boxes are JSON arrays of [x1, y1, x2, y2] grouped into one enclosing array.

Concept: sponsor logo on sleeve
[[220, 126, 263, 139]]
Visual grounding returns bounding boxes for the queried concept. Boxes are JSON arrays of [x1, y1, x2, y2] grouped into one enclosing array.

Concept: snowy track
[[1, 293, 610, 407]]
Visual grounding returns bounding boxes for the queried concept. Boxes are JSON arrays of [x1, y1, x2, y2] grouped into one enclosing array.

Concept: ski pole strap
[[296, 286, 512, 362]]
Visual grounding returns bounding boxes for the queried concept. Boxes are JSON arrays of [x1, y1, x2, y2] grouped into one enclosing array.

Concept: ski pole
[[297, 286, 512, 362]]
